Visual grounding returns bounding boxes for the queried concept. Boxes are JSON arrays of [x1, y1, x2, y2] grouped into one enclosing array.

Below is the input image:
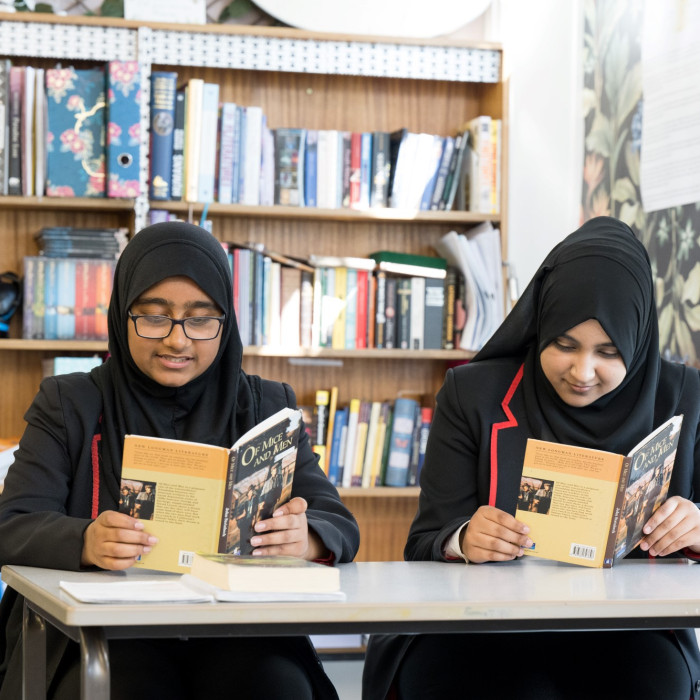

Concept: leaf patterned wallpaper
[[582, 0, 700, 366]]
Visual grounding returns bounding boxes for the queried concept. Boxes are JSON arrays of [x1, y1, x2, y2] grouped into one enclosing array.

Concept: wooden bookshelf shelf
[[0, 196, 135, 212], [150, 200, 501, 226]]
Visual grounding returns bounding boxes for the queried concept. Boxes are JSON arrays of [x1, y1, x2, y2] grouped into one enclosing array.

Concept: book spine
[[170, 89, 186, 201], [384, 276, 397, 349], [0, 60, 8, 195], [344, 268, 357, 350], [361, 401, 382, 488], [327, 406, 348, 486], [274, 127, 305, 206], [95, 260, 113, 340], [43, 258, 58, 340], [242, 105, 263, 205], [409, 277, 425, 350], [331, 266, 347, 350], [323, 385, 339, 475], [21, 66, 35, 196], [418, 135, 444, 210], [407, 402, 422, 486], [416, 406, 433, 483], [370, 131, 390, 207], [444, 131, 469, 211], [21, 256, 36, 339], [355, 269, 368, 349], [358, 131, 372, 209], [55, 258, 76, 340], [442, 267, 457, 349], [603, 455, 633, 568], [396, 278, 412, 350], [350, 401, 370, 487], [429, 135, 455, 210], [366, 272, 376, 349], [197, 83, 219, 203], [313, 389, 330, 471], [73, 259, 87, 339], [341, 398, 361, 488], [33, 68, 46, 198], [384, 398, 418, 487], [183, 78, 203, 202], [300, 269, 313, 348], [7, 66, 22, 195], [374, 270, 386, 349], [304, 128, 318, 207], [424, 277, 445, 350], [348, 131, 362, 208], [106, 61, 141, 198], [84, 259, 98, 339], [217, 102, 236, 204]]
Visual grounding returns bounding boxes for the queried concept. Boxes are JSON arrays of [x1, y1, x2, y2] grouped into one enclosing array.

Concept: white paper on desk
[[59, 579, 214, 604], [640, 1, 700, 212], [180, 574, 347, 602]]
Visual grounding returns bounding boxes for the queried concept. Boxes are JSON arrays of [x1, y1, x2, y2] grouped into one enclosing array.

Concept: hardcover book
[[518, 414, 683, 568], [120, 407, 302, 574], [46, 67, 106, 197], [106, 61, 141, 198], [384, 397, 419, 487], [148, 71, 178, 200]]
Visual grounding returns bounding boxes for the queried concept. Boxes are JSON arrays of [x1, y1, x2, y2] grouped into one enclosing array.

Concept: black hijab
[[473, 216, 671, 453], [91, 222, 258, 505]]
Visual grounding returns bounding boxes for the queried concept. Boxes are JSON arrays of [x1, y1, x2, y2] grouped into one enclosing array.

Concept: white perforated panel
[[148, 30, 500, 83], [0, 21, 137, 61]]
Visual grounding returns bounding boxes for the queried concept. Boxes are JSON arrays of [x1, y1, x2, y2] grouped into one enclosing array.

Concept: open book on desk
[[59, 575, 346, 604], [119, 407, 301, 574], [517, 414, 683, 568]]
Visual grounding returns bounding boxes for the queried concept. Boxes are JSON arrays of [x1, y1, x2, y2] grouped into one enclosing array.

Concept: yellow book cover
[[518, 415, 683, 568], [119, 407, 301, 573]]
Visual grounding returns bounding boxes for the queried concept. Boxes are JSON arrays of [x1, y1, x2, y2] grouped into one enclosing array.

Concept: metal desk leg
[[79, 627, 110, 700], [22, 602, 46, 700]]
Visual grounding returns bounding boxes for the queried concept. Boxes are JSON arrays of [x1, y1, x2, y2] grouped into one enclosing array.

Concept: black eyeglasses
[[128, 312, 225, 340]]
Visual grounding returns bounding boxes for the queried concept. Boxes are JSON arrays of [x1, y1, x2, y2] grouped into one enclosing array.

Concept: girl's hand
[[81, 510, 158, 570], [638, 496, 700, 557], [462, 505, 533, 563], [251, 497, 328, 560]]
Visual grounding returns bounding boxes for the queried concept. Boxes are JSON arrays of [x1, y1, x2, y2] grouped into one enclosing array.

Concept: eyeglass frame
[[127, 311, 226, 340]]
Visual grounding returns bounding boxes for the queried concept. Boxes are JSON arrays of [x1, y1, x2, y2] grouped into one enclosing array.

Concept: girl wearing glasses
[[0, 222, 359, 700]]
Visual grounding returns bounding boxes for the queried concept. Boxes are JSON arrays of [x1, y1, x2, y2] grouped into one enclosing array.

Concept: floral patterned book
[[46, 67, 106, 198]]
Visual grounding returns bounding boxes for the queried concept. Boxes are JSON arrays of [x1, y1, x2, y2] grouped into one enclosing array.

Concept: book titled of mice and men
[[516, 414, 683, 568], [119, 407, 302, 573]]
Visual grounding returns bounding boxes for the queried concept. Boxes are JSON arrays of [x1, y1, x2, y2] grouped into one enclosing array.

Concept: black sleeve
[[259, 379, 360, 563], [405, 368, 481, 562], [0, 377, 96, 571]]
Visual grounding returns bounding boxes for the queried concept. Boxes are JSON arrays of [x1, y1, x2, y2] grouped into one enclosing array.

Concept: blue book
[[304, 129, 318, 207], [327, 407, 349, 487], [56, 258, 76, 339], [148, 71, 177, 200], [46, 67, 106, 198], [106, 61, 141, 198], [359, 132, 372, 208], [43, 258, 58, 340], [418, 135, 445, 210], [170, 89, 185, 200], [384, 397, 419, 487]]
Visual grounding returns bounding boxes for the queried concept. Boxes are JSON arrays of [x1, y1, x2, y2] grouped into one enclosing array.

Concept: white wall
[[450, 0, 584, 293]]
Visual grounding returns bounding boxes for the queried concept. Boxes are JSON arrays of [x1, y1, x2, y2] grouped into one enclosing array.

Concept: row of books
[[301, 388, 433, 489], [0, 60, 141, 198], [224, 243, 469, 351], [150, 72, 502, 212], [22, 257, 116, 340]]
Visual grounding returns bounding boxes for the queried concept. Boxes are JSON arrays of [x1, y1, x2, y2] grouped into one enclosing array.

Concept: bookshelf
[[0, 13, 507, 561]]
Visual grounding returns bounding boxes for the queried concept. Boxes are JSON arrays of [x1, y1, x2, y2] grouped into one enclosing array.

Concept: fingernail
[[133, 521, 144, 530], [252, 549, 262, 556], [142, 546, 152, 553], [250, 536, 262, 546], [273, 509, 283, 517], [255, 522, 266, 531], [148, 536, 158, 545]]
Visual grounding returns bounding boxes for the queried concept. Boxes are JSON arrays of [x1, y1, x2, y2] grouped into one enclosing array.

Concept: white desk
[[4, 558, 700, 699]]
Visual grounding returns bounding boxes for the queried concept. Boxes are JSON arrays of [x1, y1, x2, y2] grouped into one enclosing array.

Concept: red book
[[355, 268, 368, 349], [349, 132, 362, 209]]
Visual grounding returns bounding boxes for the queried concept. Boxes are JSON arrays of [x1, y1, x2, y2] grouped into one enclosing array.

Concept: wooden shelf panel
[[0, 196, 135, 212], [0, 340, 473, 362], [152, 200, 501, 226]]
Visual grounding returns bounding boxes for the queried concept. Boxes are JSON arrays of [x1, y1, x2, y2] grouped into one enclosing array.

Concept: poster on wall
[[582, 0, 700, 367]]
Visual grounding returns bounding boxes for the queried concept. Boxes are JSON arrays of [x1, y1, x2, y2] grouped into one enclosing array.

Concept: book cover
[[518, 415, 683, 568], [170, 89, 186, 201], [312, 389, 330, 470], [316, 129, 339, 209], [148, 70, 178, 200], [384, 276, 397, 349], [442, 267, 458, 350], [409, 276, 425, 350], [416, 406, 433, 482], [106, 61, 141, 198], [189, 552, 340, 594], [429, 135, 455, 210], [43, 258, 58, 339], [33, 68, 47, 197], [120, 407, 302, 573], [323, 386, 339, 475], [341, 398, 361, 488], [361, 401, 382, 488], [21, 66, 35, 196], [350, 400, 371, 487], [355, 268, 368, 349], [339, 130, 352, 208], [369, 251, 447, 280], [358, 131, 372, 209], [344, 267, 357, 350], [396, 277, 412, 350], [384, 397, 419, 487], [46, 67, 106, 198], [55, 258, 76, 339], [241, 105, 263, 206], [327, 404, 348, 487], [418, 135, 445, 210], [183, 78, 203, 203], [348, 131, 362, 208]]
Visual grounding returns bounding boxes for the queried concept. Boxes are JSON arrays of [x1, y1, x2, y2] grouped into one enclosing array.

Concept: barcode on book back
[[569, 543, 596, 561], [178, 551, 195, 567]]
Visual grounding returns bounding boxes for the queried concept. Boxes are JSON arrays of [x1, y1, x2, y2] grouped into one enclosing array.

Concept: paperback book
[[119, 407, 302, 573], [517, 415, 683, 568]]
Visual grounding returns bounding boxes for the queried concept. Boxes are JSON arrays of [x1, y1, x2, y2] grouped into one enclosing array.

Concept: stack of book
[[22, 227, 125, 341]]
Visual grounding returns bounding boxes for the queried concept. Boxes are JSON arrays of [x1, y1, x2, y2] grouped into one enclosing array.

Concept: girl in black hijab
[[363, 216, 700, 699], [0, 222, 359, 699]]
